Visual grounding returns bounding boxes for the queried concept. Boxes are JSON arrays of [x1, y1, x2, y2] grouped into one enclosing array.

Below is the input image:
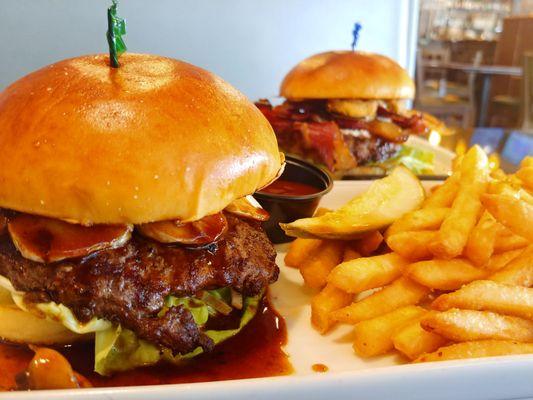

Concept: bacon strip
[[255, 99, 427, 171], [377, 106, 427, 134], [295, 121, 338, 170]]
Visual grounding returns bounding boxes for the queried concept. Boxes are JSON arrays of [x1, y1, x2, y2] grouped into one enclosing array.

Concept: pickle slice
[[281, 166, 425, 239]]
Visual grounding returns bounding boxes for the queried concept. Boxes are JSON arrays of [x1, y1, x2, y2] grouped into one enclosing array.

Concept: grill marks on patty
[[0, 213, 278, 355]]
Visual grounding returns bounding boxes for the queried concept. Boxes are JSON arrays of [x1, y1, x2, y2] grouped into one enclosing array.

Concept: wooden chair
[[491, 53, 533, 132], [489, 16, 533, 127], [415, 50, 482, 128], [417, 47, 450, 97], [521, 52, 533, 132]]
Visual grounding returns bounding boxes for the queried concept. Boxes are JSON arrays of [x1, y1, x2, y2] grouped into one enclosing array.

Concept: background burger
[[256, 51, 441, 177], [0, 53, 283, 376]]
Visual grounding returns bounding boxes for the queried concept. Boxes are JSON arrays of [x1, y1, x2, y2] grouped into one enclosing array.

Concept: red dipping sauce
[[259, 179, 320, 196]]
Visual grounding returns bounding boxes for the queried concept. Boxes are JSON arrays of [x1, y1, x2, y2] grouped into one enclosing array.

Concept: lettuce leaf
[[1, 273, 261, 376], [0, 274, 110, 334], [94, 291, 260, 376], [371, 145, 435, 175]]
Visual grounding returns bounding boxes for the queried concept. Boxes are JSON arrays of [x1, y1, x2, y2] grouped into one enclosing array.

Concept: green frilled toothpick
[[106, 0, 127, 68]]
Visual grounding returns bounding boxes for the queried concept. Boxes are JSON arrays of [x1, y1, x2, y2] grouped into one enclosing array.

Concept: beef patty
[[342, 134, 401, 165], [0, 213, 278, 355]]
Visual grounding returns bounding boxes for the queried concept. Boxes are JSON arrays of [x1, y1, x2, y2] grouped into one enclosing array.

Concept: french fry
[[284, 238, 323, 268], [520, 188, 533, 206], [328, 253, 408, 294], [311, 283, 353, 334], [414, 340, 533, 363], [452, 153, 464, 170], [353, 306, 426, 357], [423, 173, 460, 208], [331, 277, 430, 324], [405, 259, 487, 291], [521, 156, 533, 168], [393, 318, 448, 360], [516, 166, 533, 191], [464, 211, 499, 266], [431, 280, 533, 320], [386, 231, 436, 261], [491, 168, 507, 181], [490, 246, 533, 287], [385, 207, 449, 238], [343, 247, 361, 262], [284, 149, 532, 365], [482, 194, 533, 241], [352, 231, 383, 256], [428, 146, 489, 259], [493, 233, 529, 254], [314, 207, 332, 217], [516, 157, 533, 190], [422, 309, 533, 342], [487, 179, 530, 200], [300, 241, 344, 289], [488, 153, 500, 172], [485, 248, 525, 271]]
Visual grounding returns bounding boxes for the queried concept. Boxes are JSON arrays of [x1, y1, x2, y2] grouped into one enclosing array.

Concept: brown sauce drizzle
[[0, 295, 292, 391], [136, 212, 228, 245], [7, 214, 131, 263]]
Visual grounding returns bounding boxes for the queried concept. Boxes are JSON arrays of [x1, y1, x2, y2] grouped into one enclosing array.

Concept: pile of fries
[[284, 146, 533, 362]]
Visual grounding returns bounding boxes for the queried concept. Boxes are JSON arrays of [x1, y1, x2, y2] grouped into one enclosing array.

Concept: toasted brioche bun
[[0, 54, 282, 225], [280, 51, 415, 100]]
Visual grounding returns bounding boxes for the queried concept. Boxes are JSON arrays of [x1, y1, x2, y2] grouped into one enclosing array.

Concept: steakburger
[[0, 53, 283, 375], [256, 51, 435, 176]]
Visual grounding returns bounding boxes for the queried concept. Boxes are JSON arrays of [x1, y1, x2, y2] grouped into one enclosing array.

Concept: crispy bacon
[[377, 106, 427, 134], [294, 121, 338, 170], [255, 101, 293, 135], [335, 117, 371, 131], [255, 99, 426, 172]]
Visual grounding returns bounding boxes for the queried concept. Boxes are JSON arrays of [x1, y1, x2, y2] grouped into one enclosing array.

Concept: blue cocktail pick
[[351, 22, 362, 51]]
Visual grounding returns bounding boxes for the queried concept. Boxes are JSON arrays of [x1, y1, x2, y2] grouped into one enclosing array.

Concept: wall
[[0, 0, 419, 100]]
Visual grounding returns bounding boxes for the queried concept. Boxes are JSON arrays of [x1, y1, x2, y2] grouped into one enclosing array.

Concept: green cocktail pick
[[106, 0, 127, 68]]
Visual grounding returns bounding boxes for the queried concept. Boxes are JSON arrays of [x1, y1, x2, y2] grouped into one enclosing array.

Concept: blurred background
[[0, 0, 531, 169], [416, 0, 533, 170], [0, 0, 418, 99]]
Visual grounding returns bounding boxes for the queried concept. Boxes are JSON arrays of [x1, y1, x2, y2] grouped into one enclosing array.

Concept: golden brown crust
[[0, 54, 282, 224], [280, 51, 415, 100]]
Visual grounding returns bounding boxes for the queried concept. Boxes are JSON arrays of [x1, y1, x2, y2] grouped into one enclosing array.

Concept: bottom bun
[[0, 287, 91, 345]]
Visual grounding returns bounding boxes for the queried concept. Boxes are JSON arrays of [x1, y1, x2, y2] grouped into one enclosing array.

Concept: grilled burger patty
[[0, 213, 278, 354], [343, 135, 400, 165]]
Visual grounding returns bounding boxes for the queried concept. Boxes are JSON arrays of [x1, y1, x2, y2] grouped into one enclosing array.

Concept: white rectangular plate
[[3, 181, 533, 400]]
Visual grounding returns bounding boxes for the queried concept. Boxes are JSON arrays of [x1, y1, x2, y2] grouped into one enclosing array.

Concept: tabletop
[[422, 61, 523, 76]]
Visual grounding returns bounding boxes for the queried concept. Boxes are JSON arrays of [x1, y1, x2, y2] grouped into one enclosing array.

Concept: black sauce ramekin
[[254, 155, 333, 244]]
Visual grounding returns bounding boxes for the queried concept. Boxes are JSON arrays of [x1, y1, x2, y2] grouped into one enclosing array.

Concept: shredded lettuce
[[0, 274, 110, 334], [94, 290, 260, 376], [371, 145, 435, 175], [1, 274, 260, 376]]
